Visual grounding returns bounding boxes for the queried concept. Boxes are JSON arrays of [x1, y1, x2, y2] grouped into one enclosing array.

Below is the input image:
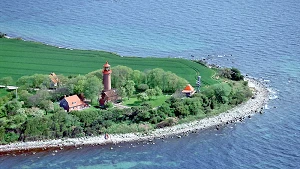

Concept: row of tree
[[5, 66, 187, 105], [89, 66, 188, 93]]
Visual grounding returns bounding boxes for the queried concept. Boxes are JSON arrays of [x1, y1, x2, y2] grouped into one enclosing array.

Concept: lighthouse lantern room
[[102, 61, 112, 91]]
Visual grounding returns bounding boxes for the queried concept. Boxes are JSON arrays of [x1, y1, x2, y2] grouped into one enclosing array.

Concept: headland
[[0, 77, 269, 153]]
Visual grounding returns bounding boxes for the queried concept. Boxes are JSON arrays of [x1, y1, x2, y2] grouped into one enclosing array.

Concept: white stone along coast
[[0, 77, 269, 153]]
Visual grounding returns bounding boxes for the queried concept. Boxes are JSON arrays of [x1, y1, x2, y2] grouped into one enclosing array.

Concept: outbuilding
[[182, 84, 196, 97]]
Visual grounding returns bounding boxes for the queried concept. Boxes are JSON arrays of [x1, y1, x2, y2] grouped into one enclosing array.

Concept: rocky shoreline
[[0, 77, 269, 153]]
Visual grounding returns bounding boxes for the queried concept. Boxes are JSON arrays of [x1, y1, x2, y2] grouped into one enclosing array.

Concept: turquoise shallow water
[[1, 0, 300, 168]]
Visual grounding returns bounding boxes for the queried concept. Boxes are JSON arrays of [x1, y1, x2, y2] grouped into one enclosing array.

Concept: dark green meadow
[[0, 38, 218, 86]]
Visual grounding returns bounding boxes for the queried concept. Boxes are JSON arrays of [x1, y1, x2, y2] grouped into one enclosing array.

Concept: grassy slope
[[0, 38, 218, 86]]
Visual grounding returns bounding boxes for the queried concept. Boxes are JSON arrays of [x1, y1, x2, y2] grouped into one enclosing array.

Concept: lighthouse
[[99, 61, 121, 108], [102, 61, 112, 91]]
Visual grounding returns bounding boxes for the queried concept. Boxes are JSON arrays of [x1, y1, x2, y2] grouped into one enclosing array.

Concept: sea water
[[0, 0, 300, 168]]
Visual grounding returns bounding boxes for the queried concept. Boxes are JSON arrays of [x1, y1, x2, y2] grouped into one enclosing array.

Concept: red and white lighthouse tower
[[102, 61, 112, 91]]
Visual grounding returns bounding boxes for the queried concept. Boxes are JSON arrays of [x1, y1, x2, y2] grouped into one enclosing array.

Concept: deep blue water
[[1, 0, 300, 168]]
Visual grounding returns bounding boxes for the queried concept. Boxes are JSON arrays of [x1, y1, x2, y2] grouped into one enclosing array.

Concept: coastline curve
[[0, 77, 269, 153]]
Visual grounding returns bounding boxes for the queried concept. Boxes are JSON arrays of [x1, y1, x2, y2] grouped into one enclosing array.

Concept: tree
[[172, 101, 189, 117], [212, 83, 232, 104], [146, 69, 188, 93], [137, 93, 148, 103], [50, 112, 82, 138], [18, 90, 33, 105], [56, 74, 68, 87], [0, 77, 13, 86], [50, 87, 70, 101], [119, 87, 127, 99], [219, 68, 232, 79], [25, 107, 45, 117], [3, 99, 23, 116], [131, 70, 145, 85], [124, 80, 135, 100], [23, 116, 50, 141], [0, 92, 13, 107], [146, 68, 165, 89], [66, 75, 86, 94], [4, 132, 19, 143], [72, 109, 99, 127], [84, 76, 102, 103], [87, 69, 103, 79], [187, 98, 203, 115], [17, 76, 34, 89], [136, 84, 149, 92], [74, 78, 86, 94], [0, 126, 5, 143], [165, 71, 188, 93], [231, 68, 244, 81], [154, 86, 163, 98], [0, 108, 7, 118], [219, 68, 244, 81], [39, 100, 54, 114], [111, 66, 133, 88], [27, 89, 51, 107], [145, 89, 156, 100], [12, 114, 27, 127], [157, 103, 173, 117], [32, 74, 48, 88]]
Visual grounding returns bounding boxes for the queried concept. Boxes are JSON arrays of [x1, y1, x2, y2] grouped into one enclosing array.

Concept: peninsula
[[0, 37, 269, 153]]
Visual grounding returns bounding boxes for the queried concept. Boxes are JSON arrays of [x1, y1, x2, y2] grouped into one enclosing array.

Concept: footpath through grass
[[0, 38, 219, 86]]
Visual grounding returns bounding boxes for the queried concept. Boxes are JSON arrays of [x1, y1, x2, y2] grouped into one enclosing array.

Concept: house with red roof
[[182, 84, 196, 97], [49, 72, 59, 88], [59, 95, 89, 112]]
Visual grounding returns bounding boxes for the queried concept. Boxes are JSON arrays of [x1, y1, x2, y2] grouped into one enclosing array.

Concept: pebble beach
[[0, 77, 269, 153]]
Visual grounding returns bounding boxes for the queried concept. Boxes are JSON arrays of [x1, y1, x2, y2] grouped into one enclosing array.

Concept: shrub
[[136, 84, 149, 92], [5, 132, 19, 143], [156, 117, 178, 128], [25, 107, 45, 117], [105, 102, 113, 109], [219, 68, 244, 81], [3, 100, 23, 116], [231, 68, 244, 81], [0, 108, 7, 118]]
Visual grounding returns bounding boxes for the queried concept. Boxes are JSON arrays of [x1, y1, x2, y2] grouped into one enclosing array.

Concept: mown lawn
[[123, 95, 170, 107], [0, 38, 219, 86]]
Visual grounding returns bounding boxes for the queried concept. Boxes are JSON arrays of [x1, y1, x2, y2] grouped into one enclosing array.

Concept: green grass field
[[123, 95, 170, 107], [0, 38, 219, 86]]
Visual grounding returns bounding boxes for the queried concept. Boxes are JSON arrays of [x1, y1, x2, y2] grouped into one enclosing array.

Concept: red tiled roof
[[49, 72, 59, 84], [182, 84, 195, 93], [65, 95, 86, 108]]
